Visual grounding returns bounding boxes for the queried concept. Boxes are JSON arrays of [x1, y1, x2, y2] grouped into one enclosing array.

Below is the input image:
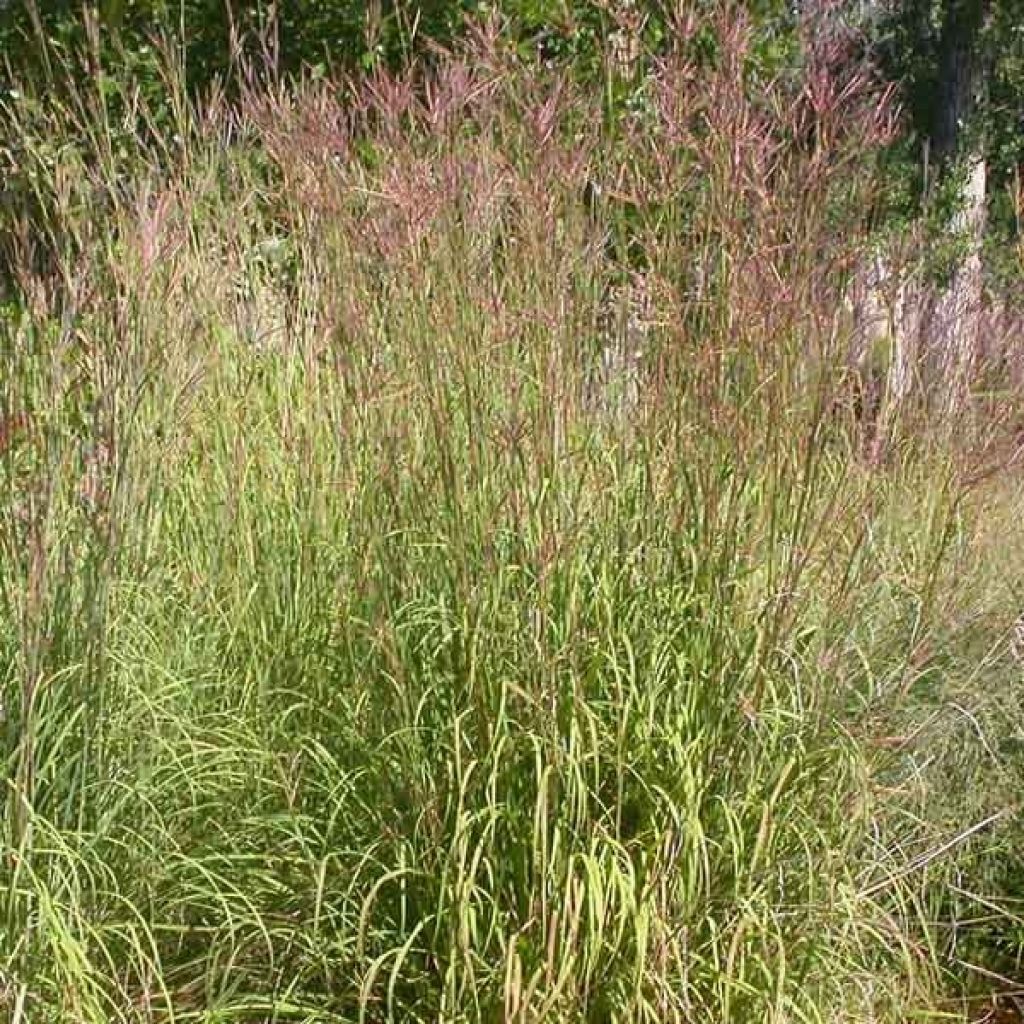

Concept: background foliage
[[1, 1, 1021, 265]]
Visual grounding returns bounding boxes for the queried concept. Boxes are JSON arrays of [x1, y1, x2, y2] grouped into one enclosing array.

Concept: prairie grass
[[1, 9, 1022, 1022]]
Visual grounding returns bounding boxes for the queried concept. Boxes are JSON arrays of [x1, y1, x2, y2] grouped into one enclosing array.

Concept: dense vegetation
[[1, 2, 1023, 1022], [2, 0, 1022, 256]]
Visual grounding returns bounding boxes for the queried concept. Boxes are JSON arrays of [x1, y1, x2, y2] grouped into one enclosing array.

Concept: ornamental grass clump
[[0, 6, 1021, 1023]]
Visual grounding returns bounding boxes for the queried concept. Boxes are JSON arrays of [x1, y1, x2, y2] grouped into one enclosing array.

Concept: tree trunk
[[933, 0, 991, 413], [934, 152, 986, 411], [934, 0, 990, 162]]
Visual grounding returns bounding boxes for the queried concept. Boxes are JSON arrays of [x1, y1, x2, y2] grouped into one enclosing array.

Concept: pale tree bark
[[934, 152, 986, 410], [849, 251, 916, 404]]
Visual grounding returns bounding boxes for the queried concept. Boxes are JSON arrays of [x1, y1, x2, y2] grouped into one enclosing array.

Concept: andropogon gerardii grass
[[1, 7, 1023, 1022]]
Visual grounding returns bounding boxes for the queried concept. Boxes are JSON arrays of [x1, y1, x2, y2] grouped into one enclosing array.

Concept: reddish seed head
[[0, 413, 28, 454]]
